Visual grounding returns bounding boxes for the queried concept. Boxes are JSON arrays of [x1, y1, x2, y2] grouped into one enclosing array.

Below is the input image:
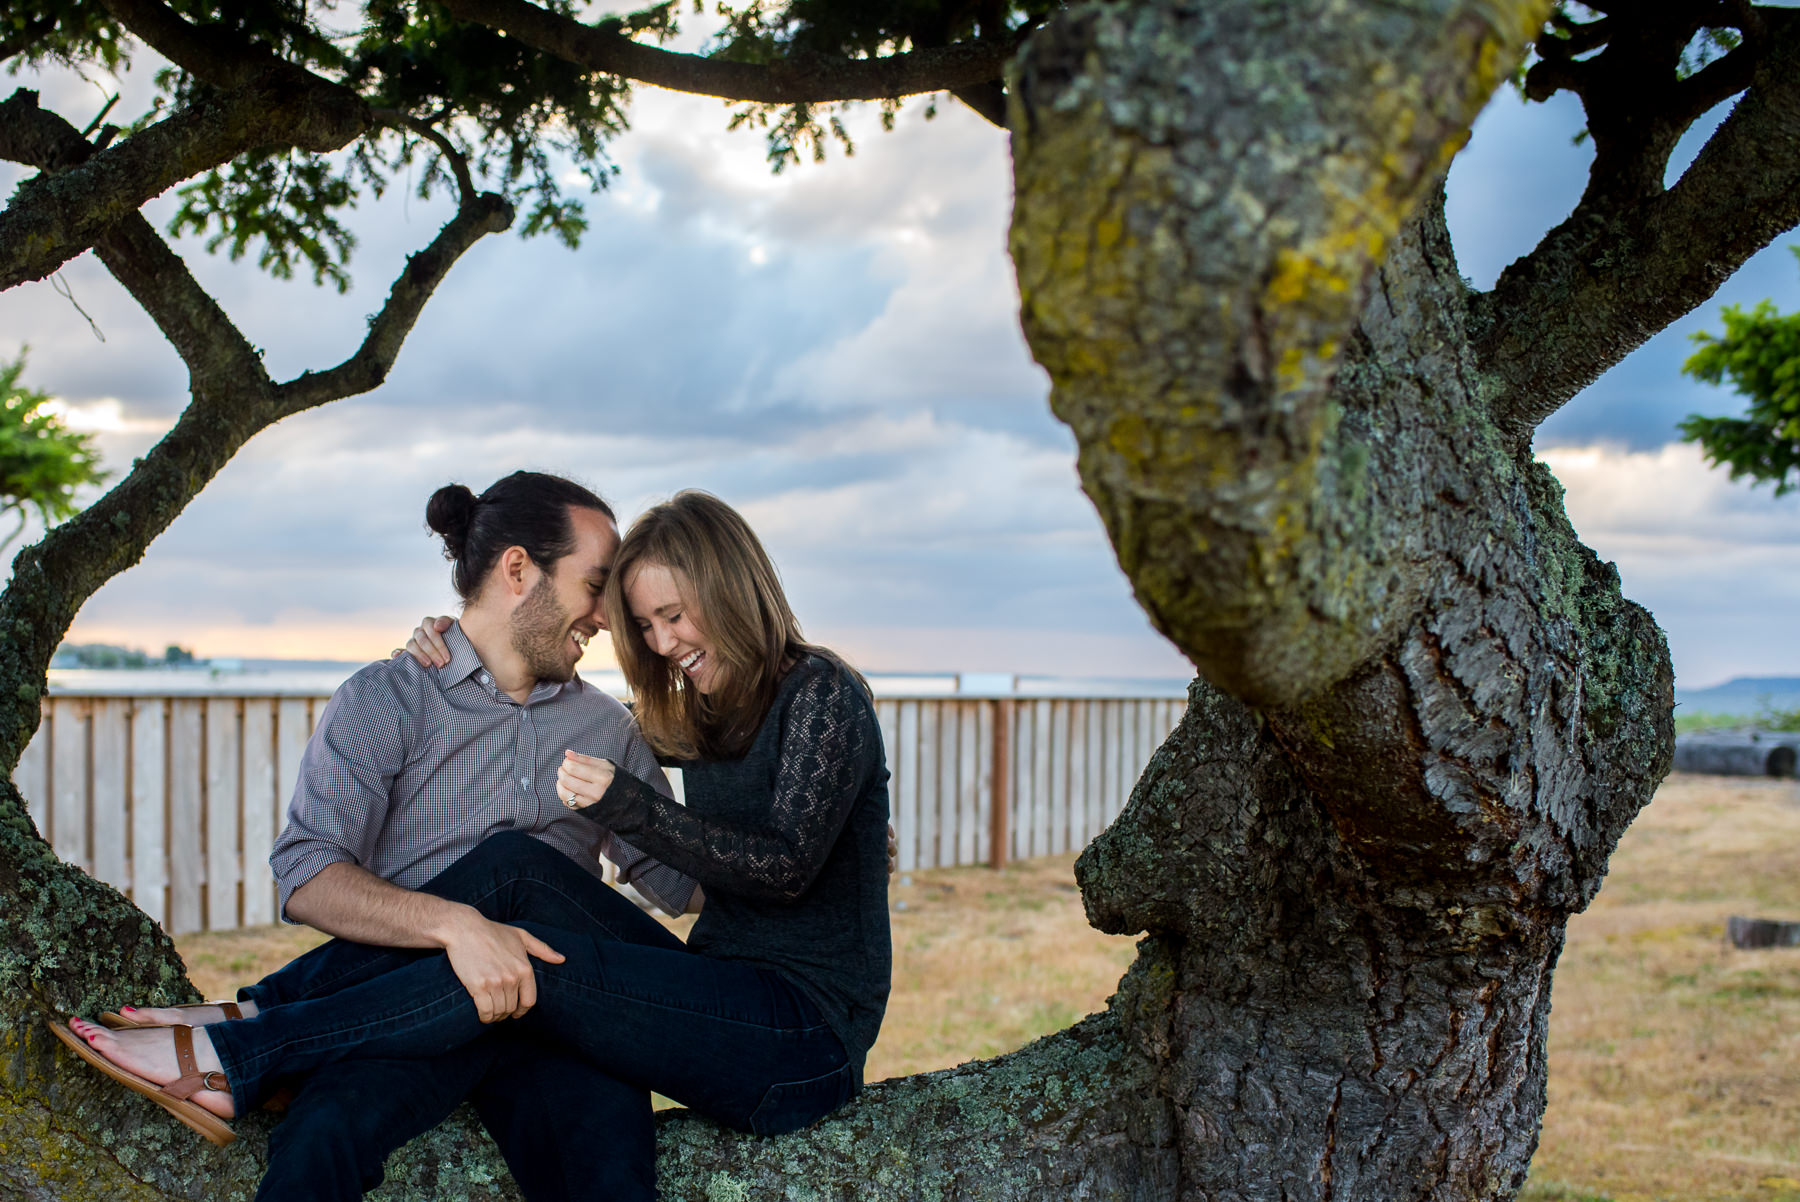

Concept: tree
[[2, 1, 1797, 1198], [0, 354, 105, 552], [1679, 247, 1800, 492]]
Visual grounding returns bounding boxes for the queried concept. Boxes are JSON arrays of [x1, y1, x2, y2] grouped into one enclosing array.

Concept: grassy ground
[[174, 774, 1800, 1199]]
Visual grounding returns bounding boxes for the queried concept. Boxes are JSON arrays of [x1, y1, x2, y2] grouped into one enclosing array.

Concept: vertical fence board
[[167, 700, 204, 935], [241, 700, 278, 926], [895, 702, 919, 873], [1116, 701, 1136, 816], [90, 699, 131, 894], [205, 698, 241, 931], [916, 702, 940, 869], [1030, 702, 1052, 858], [1138, 700, 1155, 779], [1067, 701, 1088, 852], [958, 703, 980, 867], [1110, 701, 1128, 821], [130, 699, 167, 927], [874, 699, 898, 866], [50, 698, 89, 871], [276, 698, 310, 830], [987, 700, 1008, 869], [1048, 701, 1069, 856], [16, 710, 48, 835], [1010, 702, 1028, 861], [935, 703, 960, 868], [1085, 699, 1106, 841]]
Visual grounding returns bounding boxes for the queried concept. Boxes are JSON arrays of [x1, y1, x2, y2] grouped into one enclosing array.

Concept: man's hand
[[434, 906, 566, 1023]]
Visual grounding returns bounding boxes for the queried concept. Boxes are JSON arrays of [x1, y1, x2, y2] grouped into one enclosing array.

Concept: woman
[[55, 490, 892, 1180]]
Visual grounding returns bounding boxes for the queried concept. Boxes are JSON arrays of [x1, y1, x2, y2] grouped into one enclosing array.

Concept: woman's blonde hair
[[605, 490, 837, 759]]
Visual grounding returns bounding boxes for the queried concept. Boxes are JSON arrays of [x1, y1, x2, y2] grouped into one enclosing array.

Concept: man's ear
[[497, 545, 533, 597]]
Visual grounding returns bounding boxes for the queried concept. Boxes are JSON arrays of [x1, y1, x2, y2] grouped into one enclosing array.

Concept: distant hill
[[1675, 676, 1800, 718]]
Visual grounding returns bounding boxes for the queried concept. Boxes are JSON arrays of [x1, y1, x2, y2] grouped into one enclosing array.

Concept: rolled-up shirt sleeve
[[597, 729, 697, 916], [268, 679, 407, 920]]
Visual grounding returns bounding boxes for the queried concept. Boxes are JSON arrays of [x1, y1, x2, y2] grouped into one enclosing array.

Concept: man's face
[[509, 506, 621, 683]]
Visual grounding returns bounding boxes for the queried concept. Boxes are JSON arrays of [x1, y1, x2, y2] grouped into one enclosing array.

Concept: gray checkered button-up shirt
[[270, 622, 697, 918]]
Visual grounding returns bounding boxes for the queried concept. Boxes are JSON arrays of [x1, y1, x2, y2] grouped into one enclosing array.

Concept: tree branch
[[952, 81, 1009, 128], [1011, 0, 1544, 707], [0, 89, 270, 384], [276, 191, 515, 415], [1475, 11, 1800, 446], [372, 109, 477, 205], [438, 0, 1019, 103], [97, 0, 281, 90], [0, 75, 368, 293]]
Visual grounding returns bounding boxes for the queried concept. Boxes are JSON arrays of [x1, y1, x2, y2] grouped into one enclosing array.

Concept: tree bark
[[1008, 1, 1673, 1197]]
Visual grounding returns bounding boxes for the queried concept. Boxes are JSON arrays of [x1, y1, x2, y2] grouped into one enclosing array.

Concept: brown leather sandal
[[100, 1001, 243, 1030], [48, 1020, 236, 1146]]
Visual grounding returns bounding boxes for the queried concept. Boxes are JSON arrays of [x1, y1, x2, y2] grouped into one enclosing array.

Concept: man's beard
[[510, 574, 577, 683]]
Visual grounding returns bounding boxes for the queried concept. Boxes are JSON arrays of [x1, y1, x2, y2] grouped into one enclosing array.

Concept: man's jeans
[[249, 832, 680, 1202], [221, 832, 854, 1197]]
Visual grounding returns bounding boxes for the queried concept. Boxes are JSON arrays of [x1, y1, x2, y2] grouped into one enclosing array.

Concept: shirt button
[[520, 777, 530, 789]]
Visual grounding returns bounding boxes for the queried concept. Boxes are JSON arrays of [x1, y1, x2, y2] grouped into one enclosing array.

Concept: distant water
[[46, 659, 1193, 701]]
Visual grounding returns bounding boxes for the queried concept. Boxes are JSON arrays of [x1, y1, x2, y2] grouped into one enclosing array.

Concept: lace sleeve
[[575, 666, 873, 903]]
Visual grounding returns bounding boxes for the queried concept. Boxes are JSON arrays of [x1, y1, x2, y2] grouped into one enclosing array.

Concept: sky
[[3, 21, 1798, 689]]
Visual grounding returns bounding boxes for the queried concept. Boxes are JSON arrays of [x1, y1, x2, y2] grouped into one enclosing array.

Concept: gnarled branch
[[276, 192, 514, 416], [1010, 0, 1545, 707], [1475, 10, 1800, 447], [0, 73, 368, 292], [438, 0, 1020, 104]]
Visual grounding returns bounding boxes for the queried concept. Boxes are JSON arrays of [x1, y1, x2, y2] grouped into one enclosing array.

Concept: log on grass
[[1727, 916, 1800, 950], [1673, 733, 1800, 777]]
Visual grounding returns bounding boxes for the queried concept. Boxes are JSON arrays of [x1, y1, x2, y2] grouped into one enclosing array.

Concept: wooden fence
[[14, 691, 1187, 935]]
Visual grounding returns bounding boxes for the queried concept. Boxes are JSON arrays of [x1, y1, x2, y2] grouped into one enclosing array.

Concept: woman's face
[[625, 562, 722, 694]]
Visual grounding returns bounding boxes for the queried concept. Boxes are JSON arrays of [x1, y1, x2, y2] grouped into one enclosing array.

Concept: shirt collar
[[438, 621, 584, 704], [437, 621, 487, 689]]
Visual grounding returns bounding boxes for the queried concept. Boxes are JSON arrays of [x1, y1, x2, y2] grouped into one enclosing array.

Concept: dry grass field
[[174, 774, 1800, 1199]]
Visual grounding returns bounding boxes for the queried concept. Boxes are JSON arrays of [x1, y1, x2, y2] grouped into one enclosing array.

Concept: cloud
[[1540, 442, 1800, 687]]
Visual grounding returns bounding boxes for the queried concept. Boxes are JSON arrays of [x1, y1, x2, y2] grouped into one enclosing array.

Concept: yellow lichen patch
[[1265, 244, 1349, 309]]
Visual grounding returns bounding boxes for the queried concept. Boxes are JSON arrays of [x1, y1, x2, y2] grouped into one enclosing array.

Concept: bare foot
[[67, 1018, 236, 1119], [120, 1000, 258, 1026]]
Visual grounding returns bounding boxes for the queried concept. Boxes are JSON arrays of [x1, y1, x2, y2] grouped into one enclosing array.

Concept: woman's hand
[[557, 750, 617, 811], [392, 615, 454, 667]]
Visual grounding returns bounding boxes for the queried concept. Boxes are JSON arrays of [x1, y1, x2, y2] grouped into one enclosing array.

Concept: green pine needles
[[1679, 247, 1800, 494], [0, 355, 106, 553]]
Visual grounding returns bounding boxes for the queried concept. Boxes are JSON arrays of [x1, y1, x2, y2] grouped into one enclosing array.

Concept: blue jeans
[[249, 833, 674, 1202], [215, 834, 854, 1183], [255, 1030, 655, 1202]]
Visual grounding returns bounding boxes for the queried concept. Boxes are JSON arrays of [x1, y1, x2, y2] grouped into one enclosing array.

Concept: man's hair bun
[[426, 483, 478, 559]]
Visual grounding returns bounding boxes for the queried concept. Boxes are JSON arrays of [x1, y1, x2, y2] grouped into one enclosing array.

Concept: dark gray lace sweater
[[576, 654, 892, 1080]]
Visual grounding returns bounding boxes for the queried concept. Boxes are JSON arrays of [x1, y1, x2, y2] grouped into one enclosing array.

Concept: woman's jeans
[[215, 832, 855, 1146]]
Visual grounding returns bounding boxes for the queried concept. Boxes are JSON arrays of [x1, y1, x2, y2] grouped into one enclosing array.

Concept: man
[[128, 472, 692, 1200]]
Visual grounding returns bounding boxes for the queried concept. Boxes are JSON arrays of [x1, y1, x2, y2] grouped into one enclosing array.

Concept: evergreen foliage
[[1679, 248, 1800, 493], [0, 355, 105, 551]]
